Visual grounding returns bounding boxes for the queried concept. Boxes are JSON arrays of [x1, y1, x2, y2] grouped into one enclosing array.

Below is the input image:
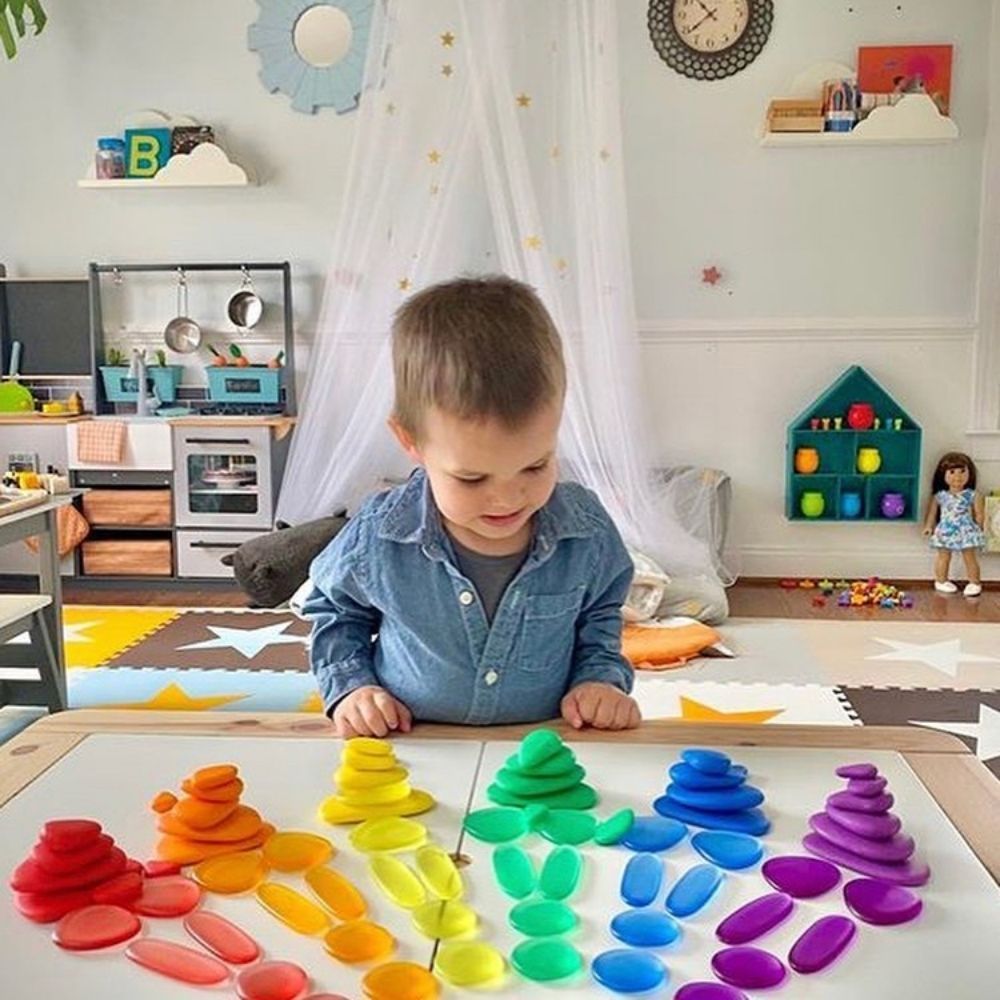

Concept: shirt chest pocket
[[518, 587, 585, 673]]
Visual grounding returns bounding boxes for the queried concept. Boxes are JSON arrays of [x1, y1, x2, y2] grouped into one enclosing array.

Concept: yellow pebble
[[411, 898, 477, 939], [256, 881, 331, 935], [192, 850, 268, 894], [415, 844, 463, 900], [435, 940, 505, 987], [320, 788, 436, 825], [369, 855, 426, 909], [346, 737, 393, 756], [350, 816, 428, 853], [362, 962, 439, 1000], [336, 764, 408, 790], [262, 831, 334, 872], [341, 780, 412, 807], [324, 919, 395, 963], [305, 865, 367, 921], [343, 746, 400, 772]]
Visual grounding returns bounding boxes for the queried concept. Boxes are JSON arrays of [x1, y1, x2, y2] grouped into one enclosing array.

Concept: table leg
[[36, 508, 66, 710]]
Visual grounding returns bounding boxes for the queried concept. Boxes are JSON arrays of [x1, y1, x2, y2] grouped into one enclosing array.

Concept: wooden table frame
[[2, 710, 998, 883]]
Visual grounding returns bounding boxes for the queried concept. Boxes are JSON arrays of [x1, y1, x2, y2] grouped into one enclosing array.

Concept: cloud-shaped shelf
[[79, 143, 251, 188]]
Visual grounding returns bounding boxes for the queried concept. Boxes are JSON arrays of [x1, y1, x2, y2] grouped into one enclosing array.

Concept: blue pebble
[[620, 815, 687, 853], [592, 949, 667, 993], [665, 863, 724, 917], [681, 748, 731, 774], [670, 762, 748, 790], [665, 782, 764, 813], [653, 795, 771, 836], [691, 830, 763, 870], [621, 852, 663, 907], [610, 909, 682, 948]]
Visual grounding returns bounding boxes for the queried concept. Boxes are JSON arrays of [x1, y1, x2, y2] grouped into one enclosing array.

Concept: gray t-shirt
[[450, 536, 528, 623]]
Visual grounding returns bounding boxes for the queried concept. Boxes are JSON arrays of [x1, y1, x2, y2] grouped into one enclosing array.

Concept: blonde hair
[[391, 275, 565, 438]]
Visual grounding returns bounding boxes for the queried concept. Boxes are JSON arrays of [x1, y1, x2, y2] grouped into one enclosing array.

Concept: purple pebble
[[835, 763, 877, 780], [843, 878, 923, 926]]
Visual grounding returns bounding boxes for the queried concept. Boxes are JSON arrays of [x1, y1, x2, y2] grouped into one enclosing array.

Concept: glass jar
[[95, 137, 126, 179]]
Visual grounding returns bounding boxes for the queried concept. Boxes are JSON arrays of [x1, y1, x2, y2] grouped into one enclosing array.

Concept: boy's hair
[[932, 451, 978, 493], [391, 274, 565, 439]]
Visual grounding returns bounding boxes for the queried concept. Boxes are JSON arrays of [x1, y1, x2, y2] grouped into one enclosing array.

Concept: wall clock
[[647, 0, 773, 81], [248, 0, 373, 114]]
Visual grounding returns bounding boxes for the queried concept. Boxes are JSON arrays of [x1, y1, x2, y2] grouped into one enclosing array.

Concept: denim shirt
[[303, 469, 635, 725]]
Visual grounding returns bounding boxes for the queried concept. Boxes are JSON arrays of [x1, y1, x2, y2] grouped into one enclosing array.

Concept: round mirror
[[294, 4, 353, 68]]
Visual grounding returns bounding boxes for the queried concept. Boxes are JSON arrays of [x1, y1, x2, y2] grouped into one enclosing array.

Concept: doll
[[922, 451, 986, 596]]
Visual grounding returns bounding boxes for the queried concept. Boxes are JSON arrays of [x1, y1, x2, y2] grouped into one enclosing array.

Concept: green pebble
[[509, 898, 579, 937], [594, 808, 635, 846], [511, 938, 583, 982], [539, 845, 583, 901], [537, 809, 597, 847], [463, 807, 527, 843], [518, 729, 564, 769], [493, 844, 537, 899], [494, 764, 585, 796], [488, 782, 599, 811], [523, 804, 549, 831], [505, 745, 577, 777]]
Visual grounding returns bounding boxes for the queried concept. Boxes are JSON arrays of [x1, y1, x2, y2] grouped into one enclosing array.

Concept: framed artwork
[[857, 45, 953, 115]]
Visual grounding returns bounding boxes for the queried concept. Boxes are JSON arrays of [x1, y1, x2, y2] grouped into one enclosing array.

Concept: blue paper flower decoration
[[248, 0, 373, 114]]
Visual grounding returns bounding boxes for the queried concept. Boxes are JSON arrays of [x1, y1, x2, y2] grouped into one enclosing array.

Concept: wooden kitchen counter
[[167, 415, 297, 440], [0, 413, 90, 424]]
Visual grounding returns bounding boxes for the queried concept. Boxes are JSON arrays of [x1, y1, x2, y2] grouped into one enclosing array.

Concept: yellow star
[[599, 147, 611, 161], [427, 149, 442, 164], [110, 683, 247, 712], [441, 63, 454, 77], [550, 144, 561, 159], [516, 93, 532, 108], [441, 31, 455, 47], [555, 257, 568, 271], [398, 277, 412, 291], [386, 102, 396, 115], [429, 183, 441, 196], [300, 691, 325, 713], [524, 235, 542, 250], [676, 696, 784, 725]]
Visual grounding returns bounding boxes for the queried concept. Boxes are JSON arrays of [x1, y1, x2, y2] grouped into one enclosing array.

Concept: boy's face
[[391, 401, 561, 556]]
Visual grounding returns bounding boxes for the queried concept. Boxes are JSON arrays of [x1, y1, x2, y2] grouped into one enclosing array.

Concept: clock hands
[[695, 0, 718, 20], [688, 10, 719, 33]]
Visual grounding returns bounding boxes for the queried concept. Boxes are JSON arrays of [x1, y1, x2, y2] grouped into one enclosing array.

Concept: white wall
[[1, 1, 996, 578]]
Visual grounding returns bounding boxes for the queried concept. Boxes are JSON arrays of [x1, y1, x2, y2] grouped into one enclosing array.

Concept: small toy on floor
[[834, 578, 913, 610]]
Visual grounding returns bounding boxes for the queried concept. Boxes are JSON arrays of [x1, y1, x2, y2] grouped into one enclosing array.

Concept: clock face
[[672, 0, 750, 54]]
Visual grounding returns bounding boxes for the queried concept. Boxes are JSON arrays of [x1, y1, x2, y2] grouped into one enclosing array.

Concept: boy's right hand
[[332, 686, 413, 739]]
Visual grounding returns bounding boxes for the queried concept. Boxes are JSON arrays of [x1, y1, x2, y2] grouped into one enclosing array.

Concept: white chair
[[0, 594, 65, 713]]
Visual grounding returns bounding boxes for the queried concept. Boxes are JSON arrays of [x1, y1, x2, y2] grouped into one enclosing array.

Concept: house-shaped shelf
[[786, 365, 922, 522]]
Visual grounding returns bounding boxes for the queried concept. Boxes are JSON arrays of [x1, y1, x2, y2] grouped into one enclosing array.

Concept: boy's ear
[[388, 416, 422, 464]]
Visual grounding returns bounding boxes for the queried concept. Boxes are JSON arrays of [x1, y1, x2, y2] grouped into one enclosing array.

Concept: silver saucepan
[[227, 267, 263, 334], [163, 269, 203, 353]]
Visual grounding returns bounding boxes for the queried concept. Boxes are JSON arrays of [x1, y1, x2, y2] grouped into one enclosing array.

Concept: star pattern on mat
[[676, 696, 784, 725], [911, 704, 1000, 764], [866, 637, 999, 679], [111, 683, 247, 711], [178, 622, 308, 661], [63, 620, 100, 644]]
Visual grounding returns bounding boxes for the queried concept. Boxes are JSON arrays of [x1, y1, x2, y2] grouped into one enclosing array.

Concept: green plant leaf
[[0, 10, 17, 59]]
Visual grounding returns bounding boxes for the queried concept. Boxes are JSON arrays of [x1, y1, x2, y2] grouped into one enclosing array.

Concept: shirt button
[[484, 670, 499, 686], [459, 590, 475, 606]]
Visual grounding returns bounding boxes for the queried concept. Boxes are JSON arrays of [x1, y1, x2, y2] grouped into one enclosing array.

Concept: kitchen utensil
[[163, 269, 203, 353], [8, 340, 22, 377], [0, 340, 35, 412], [227, 267, 263, 334]]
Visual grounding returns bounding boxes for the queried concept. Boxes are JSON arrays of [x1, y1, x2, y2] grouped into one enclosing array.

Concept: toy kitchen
[[0, 261, 297, 583]]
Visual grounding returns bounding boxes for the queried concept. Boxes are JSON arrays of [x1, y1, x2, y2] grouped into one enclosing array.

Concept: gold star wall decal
[[555, 257, 568, 271], [550, 144, 561, 159], [599, 147, 611, 161], [398, 277, 412, 291], [441, 64, 453, 77], [427, 149, 442, 164], [386, 102, 396, 115], [516, 93, 532, 108], [524, 235, 542, 250], [430, 183, 441, 196], [441, 31, 455, 47]]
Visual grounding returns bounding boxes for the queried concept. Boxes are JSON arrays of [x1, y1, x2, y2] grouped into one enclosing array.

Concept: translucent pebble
[[493, 844, 537, 899], [537, 809, 597, 846], [341, 779, 412, 806], [53, 904, 141, 951], [235, 960, 309, 1000], [715, 892, 794, 945], [337, 764, 408, 789], [511, 938, 583, 982], [670, 763, 748, 790], [256, 881, 331, 934], [412, 898, 477, 939], [369, 855, 426, 909], [324, 919, 395, 963], [653, 796, 771, 836], [509, 898, 579, 936], [711, 946, 787, 989], [610, 908, 681, 947], [682, 748, 732, 774], [674, 983, 748, 1000], [518, 729, 564, 768], [507, 745, 576, 776], [665, 783, 765, 813], [539, 845, 583, 900], [350, 816, 427, 853], [193, 850, 268, 894], [665, 864, 724, 917], [305, 864, 367, 920], [836, 762, 878, 780], [346, 736, 393, 756], [620, 815, 687, 853], [435, 940, 506, 987], [415, 844, 463, 900], [184, 910, 260, 964], [761, 855, 841, 898], [125, 938, 230, 985], [788, 915, 857, 974], [692, 831, 763, 870], [592, 949, 667, 993], [132, 874, 202, 917], [362, 961, 439, 1000], [621, 852, 663, 907], [494, 764, 585, 797], [262, 831, 334, 872], [594, 808, 635, 846], [843, 878, 922, 926]]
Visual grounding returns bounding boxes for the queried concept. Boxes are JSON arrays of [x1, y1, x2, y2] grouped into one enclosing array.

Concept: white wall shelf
[[78, 142, 251, 189]]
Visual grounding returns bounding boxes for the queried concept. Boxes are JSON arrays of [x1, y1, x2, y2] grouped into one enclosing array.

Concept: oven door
[[174, 426, 273, 529]]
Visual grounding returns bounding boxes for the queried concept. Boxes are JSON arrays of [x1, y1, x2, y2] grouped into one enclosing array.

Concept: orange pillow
[[622, 618, 720, 671], [24, 505, 91, 558]]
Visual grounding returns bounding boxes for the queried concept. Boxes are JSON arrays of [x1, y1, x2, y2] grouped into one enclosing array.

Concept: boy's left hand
[[561, 682, 641, 731]]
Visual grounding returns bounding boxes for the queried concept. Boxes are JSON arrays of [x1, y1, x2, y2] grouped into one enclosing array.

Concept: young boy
[[302, 275, 640, 737]]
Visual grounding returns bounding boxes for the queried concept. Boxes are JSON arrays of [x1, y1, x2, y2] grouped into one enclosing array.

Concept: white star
[[866, 638, 999, 678], [912, 704, 1000, 763], [178, 622, 308, 660], [64, 620, 99, 644]]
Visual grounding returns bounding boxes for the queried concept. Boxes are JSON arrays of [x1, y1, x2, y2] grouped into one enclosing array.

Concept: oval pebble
[[53, 904, 141, 951], [827, 804, 901, 841], [323, 919, 394, 963], [262, 831, 333, 872], [435, 941, 505, 987], [621, 852, 663, 907], [682, 748, 731, 774], [537, 810, 597, 846], [761, 855, 840, 898], [236, 960, 309, 1000], [595, 808, 634, 846], [620, 815, 687, 853], [716, 892, 793, 945], [843, 877, 923, 925], [788, 915, 857, 974], [257, 881, 331, 934], [463, 807, 527, 844], [810, 812, 915, 862], [592, 949, 667, 993], [193, 850, 267, 894], [350, 816, 427, 853], [509, 898, 578, 937], [675, 983, 748, 1000], [125, 938, 230, 985], [511, 938, 582, 982], [368, 856, 426, 910], [826, 790, 894, 814], [711, 946, 787, 989], [415, 845, 463, 900], [184, 910, 260, 964], [132, 875, 202, 917], [802, 833, 931, 886], [362, 961, 439, 1000], [653, 796, 771, 836], [305, 865, 367, 921], [412, 899, 477, 939], [665, 783, 764, 813], [519, 729, 564, 768], [666, 864, 724, 918], [610, 909, 681, 948], [539, 845, 582, 901], [493, 844, 537, 899], [848, 776, 888, 797], [670, 762, 748, 790], [836, 762, 877, 780], [692, 831, 763, 870]]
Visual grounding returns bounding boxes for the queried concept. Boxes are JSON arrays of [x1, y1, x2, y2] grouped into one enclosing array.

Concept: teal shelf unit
[[786, 366, 922, 522]]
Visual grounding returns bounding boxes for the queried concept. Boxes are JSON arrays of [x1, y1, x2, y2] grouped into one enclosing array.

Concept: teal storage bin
[[100, 365, 183, 403], [206, 366, 280, 404]]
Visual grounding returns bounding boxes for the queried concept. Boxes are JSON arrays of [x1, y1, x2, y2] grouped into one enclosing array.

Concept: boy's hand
[[561, 682, 641, 731], [332, 686, 413, 739]]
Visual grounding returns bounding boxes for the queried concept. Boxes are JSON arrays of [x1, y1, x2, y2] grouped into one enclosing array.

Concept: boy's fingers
[[627, 700, 642, 729], [395, 699, 413, 733], [374, 692, 400, 731], [592, 693, 616, 729], [610, 697, 633, 730], [357, 698, 389, 738], [336, 716, 358, 740], [561, 691, 584, 729]]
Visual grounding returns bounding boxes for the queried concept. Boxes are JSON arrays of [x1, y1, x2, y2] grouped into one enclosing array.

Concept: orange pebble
[[156, 824, 275, 866], [151, 791, 178, 814], [191, 765, 238, 791], [181, 777, 244, 802], [173, 798, 240, 831], [158, 805, 265, 843]]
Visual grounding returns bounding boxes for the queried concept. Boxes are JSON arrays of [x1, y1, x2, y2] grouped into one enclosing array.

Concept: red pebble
[[144, 860, 181, 879], [10, 847, 127, 894], [184, 911, 260, 965], [32, 834, 114, 875], [14, 888, 94, 923], [53, 904, 142, 951], [126, 938, 230, 985], [92, 871, 144, 906], [132, 875, 202, 917], [235, 961, 309, 1000], [124, 858, 144, 874], [42, 819, 102, 853]]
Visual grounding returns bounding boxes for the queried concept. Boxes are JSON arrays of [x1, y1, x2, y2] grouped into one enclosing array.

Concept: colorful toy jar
[[857, 447, 882, 474], [840, 491, 863, 519], [846, 402, 875, 431], [794, 447, 820, 474], [880, 492, 906, 519], [800, 491, 825, 518]]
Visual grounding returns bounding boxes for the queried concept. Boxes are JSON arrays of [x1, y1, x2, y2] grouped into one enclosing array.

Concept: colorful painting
[[857, 45, 953, 115]]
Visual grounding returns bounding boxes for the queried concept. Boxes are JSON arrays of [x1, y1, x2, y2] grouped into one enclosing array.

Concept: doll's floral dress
[[931, 489, 985, 550]]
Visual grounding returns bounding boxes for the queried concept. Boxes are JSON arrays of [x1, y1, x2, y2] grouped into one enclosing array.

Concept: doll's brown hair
[[931, 451, 978, 493]]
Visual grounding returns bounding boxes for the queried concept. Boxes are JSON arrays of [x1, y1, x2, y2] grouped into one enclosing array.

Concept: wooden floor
[[57, 578, 1000, 622]]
